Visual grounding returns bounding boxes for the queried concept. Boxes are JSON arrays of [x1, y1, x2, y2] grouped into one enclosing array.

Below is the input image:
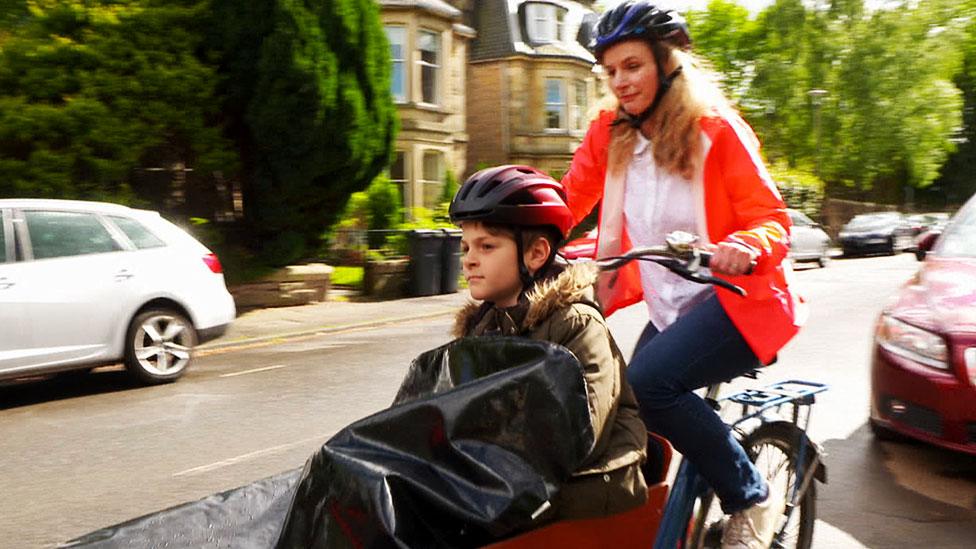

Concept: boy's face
[[460, 222, 523, 308]]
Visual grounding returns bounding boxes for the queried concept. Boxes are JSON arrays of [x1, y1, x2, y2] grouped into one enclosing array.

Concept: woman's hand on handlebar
[[705, 242, 757, 276]]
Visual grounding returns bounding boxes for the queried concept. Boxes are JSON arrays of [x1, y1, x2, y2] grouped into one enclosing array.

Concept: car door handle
[[0, 277, 13, 290], [114, 269, 134, 282]]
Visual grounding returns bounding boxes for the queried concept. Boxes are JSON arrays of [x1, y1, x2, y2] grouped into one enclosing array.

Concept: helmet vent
[[457, 178, 477, 201], [501, 188, 534, 206], [476, 177, 505, 198]]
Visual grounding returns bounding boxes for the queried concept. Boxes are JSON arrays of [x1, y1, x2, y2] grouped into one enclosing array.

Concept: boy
[[449, 164, 648, 520]]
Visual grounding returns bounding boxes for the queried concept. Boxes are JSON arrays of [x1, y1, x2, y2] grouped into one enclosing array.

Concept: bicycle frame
[[653, 379, 828, 548]]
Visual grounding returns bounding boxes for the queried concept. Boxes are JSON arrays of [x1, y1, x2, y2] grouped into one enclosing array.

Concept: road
[[2, 253, 975, 548]]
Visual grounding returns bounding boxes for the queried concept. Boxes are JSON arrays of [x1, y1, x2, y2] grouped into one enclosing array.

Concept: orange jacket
[[561, 109, 804, 364]]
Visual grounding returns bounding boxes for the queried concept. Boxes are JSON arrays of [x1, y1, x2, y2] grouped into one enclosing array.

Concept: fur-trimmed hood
[[452, 262, 601, 338]]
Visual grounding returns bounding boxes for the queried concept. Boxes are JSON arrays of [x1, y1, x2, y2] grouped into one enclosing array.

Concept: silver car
[[0, 199, 236, 384], [787, 209, 831, 268]]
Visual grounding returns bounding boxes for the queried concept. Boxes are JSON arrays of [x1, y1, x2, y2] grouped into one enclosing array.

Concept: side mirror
[[915, 231, 940, 261]]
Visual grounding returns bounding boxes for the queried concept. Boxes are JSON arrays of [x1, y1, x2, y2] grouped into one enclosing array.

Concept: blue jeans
[[627, 294, 767, 513]]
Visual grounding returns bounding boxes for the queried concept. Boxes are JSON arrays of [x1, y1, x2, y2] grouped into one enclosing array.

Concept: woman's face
[[602, 40, 659, 116]]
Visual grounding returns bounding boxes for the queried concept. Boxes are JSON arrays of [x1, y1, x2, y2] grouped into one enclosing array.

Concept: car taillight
[[203, 253, 223, 274]]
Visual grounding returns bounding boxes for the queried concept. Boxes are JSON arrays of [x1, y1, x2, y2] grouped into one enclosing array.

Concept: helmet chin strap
[[613, 65, 684, 130], [514, 229, 536, 289]]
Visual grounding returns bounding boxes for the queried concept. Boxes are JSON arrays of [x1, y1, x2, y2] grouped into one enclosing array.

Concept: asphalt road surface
[[2, 253, 974, 548]]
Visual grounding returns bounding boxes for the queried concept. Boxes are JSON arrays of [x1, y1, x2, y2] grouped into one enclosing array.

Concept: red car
[[559, 227, 598, 259], [870, 194, 976, 454]]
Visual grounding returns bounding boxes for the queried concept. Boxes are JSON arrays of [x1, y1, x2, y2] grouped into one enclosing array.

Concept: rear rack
[[723, 380, 829, 425]]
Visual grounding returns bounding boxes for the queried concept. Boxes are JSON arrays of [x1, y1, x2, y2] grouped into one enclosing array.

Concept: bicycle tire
[[684, 421, 818, 549]]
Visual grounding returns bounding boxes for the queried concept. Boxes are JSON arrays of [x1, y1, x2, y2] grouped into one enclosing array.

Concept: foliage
[[386, 206, 455, 256], [367, 173, 401, 233], [0, 0, 236, 202], [768, 161, 824, 219], [688, 0, 966, 201], [439, 169, 459, 204], [331, 265, 363, 288], [208, 0, 398, 266], [933, 0, 976, 205]]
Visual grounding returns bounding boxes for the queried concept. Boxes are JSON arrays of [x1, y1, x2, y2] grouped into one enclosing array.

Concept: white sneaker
[[720, 484, 787, 549]]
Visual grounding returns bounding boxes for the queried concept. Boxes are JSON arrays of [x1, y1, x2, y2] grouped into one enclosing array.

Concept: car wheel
[[885, 237, 896, 256], [124, 309, 197, 384], [816, 246, 830, 268]]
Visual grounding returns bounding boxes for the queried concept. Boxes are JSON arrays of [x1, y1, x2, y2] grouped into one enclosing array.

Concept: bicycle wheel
[[684, 421, 817, 549]]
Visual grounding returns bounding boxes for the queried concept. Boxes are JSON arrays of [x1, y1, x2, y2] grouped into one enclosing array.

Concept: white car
[[787, 208, 831, 267], [0, 199, 236, 384]]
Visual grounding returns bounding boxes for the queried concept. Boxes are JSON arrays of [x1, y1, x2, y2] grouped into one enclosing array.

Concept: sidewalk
[[199, 289, 473, 351]]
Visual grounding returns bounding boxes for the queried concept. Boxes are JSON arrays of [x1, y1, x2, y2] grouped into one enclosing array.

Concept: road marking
[[219, 364, 288, 378], [173, 433, 332, 477]]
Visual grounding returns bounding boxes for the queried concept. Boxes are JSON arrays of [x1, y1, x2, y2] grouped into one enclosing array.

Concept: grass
[[332, 265, 364, 288]]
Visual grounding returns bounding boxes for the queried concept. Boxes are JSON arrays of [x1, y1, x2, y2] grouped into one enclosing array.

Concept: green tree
[[690, 0, 964, 200], [827, 0, 963, 195], [932, 0, 976, 205], [0, 1, 236, 202], [686, 0, 758, 102], [208, 0, 397, 265]]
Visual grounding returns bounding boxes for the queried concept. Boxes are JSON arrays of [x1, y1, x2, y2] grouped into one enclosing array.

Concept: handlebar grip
[[698, 252, 755, 275]]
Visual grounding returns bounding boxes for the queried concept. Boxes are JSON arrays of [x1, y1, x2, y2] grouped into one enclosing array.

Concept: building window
[[545, 79, 566, 130], [418, 30, 440, 105], [390, 151, 407, 207], [574, 80, 588, 130], [525, 3, 565, 44], [421, 151, 444, 207], [385, 26, 406, 102]]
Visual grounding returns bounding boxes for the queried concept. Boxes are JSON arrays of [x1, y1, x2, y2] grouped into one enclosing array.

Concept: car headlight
[[876, 315, 949, 370]]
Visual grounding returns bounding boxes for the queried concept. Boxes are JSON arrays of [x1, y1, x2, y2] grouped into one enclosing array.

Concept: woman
[[561, 3, 805, 548]]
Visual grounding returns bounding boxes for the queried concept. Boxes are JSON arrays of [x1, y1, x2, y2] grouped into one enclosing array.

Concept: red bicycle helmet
[[449, 165, 574, 239]]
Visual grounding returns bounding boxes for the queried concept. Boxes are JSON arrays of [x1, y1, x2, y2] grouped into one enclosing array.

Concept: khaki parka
[[452, 262, 648, 519]]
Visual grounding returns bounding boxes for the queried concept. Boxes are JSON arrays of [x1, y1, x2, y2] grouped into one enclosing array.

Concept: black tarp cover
[[64, 337, 595, 549]]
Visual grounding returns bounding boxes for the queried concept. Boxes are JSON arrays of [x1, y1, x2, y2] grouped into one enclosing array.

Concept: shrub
[[769, 161, 825, 219]]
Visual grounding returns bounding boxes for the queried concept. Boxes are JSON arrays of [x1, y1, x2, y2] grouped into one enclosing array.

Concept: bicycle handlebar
[[592, 236, 755, 297]]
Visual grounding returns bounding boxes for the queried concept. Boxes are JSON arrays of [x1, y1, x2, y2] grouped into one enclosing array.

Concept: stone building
[[377, 0, 599, 212], [464, 0, 599, 179], [379, 1, 475, 211]]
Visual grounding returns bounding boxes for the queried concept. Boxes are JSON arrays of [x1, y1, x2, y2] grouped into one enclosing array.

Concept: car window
[[24, 210, 120, 260], [936, 203, 976, 258], [847, 213, 898, 229], [109, 215, 166, 249], [788, 211, 812, 227]]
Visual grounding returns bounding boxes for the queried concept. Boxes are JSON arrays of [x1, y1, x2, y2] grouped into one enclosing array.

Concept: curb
[[197, 308, 459, 353]]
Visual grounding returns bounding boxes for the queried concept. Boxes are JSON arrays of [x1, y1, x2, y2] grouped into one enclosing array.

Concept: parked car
[[0, 199, 236, 384], [906, 212, 950, 236], [869, 194, 976, 454], [786, 209, 831, 267], [838, 212, 914, 256], [559, 227, 597, 260]]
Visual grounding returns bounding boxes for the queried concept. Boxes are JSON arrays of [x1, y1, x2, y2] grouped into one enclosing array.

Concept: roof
[[0, 199, 142, 214], [379, 0, 463, 20], [470, 0, 595, 63]]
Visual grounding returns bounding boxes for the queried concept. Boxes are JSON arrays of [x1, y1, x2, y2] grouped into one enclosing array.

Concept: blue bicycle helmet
[[589, 1, 690, 59], [590, 2, 691, 129]]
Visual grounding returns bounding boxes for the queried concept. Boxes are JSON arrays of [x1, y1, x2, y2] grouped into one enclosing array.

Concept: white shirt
[[623, 133, 714, 330]]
